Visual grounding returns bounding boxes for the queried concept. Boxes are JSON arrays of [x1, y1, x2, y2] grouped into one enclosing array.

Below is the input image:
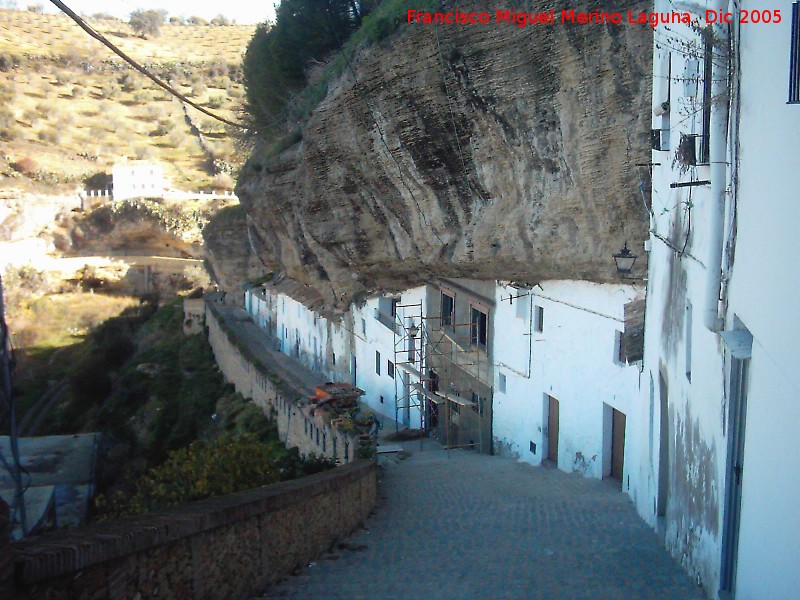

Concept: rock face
[[233, 0, 653, 314]]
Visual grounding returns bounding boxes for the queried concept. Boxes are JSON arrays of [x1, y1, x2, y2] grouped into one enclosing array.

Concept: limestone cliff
[[230, 0, 652, 314]]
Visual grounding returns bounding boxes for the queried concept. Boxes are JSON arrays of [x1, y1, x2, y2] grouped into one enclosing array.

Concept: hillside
[[0, 9, 255, 191]]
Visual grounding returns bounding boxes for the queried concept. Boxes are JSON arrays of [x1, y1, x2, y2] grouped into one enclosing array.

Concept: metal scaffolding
[[391, 299, 490, 454]]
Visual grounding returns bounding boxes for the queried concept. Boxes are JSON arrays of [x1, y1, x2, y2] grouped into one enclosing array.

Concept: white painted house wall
[[244, 285, 427, 428], [112, 161, 166, 201], [634, 2, 800, 597], [722, 4, 800, 597], [348, 288, 427, 428], [492, 281, 642, 483]]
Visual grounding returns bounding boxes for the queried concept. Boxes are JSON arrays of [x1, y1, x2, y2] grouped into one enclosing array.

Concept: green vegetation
[[96, 434, 334, 518], [10, 294, 335, 519], [243, 0, 439, 139]]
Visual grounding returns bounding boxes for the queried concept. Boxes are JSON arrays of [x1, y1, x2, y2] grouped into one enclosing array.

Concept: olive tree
[[129, 9, 167, 38]]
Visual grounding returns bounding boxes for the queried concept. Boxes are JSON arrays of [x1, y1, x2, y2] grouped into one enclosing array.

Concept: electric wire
[[47, 0, 245, 129]]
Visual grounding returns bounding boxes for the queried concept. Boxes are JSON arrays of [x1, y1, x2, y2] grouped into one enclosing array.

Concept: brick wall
[[205, 303, 364, 464], [11, 460, 377, 600]]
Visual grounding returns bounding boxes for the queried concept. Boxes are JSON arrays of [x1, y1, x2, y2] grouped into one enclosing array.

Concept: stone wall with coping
[[205, 301, 365, 464], [10, 460, 375, 600]]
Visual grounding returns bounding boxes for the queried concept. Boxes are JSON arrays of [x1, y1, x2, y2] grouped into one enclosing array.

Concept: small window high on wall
[[441, 291, 455, 327]]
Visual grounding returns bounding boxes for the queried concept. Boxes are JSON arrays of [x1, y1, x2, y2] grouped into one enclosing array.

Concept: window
[[470, 306, 488, 349], [375, 351, 381, 375], [515, 293, 529, 320], [387, 360, 395, 379], [441, 291, 454, 327], [332, 352, 336, 365], [498, 372, 507, 394], [471, 393, 486, 416], [791, 2, 800, 103], [534, 305, 544, 333], [361, 318, 366, 335], [614, 330, 625, 365]]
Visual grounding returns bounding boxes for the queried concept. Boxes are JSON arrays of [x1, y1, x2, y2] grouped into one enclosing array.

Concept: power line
[[48, 0, 245, 129]]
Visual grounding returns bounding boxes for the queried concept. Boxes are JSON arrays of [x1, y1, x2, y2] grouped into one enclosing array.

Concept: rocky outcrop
[[232, 0, 652, 314]]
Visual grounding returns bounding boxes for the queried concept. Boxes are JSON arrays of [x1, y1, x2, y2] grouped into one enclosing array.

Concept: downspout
[[703, 0, 731, 332]]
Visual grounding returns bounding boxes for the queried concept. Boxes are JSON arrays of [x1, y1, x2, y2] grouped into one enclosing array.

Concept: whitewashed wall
[[349, 288, 427, 428], [493, 281, 642, 483], [724, 4, 800, 597], [245, 286, 427, 429], [634, 2, 800, 597]]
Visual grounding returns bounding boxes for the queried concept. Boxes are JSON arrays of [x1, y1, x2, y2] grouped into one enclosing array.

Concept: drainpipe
[[703, 0, 731, 332]]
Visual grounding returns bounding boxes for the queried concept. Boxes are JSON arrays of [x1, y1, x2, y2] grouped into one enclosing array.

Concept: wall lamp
[[613, 242, 637, 276]]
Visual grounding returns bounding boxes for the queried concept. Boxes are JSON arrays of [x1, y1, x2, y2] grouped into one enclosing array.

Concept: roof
[[0, 434, 99, 539]]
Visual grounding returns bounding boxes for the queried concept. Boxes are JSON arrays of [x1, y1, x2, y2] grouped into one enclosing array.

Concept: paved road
[[257, 438, 704, 600]]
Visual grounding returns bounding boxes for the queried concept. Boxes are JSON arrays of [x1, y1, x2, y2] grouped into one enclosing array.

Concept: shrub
[[119, 73, 140, 92], [71, 85, 85, 98], [191, 78, 207, 98], [54, 70, 72, 86], [210, 15, 231, 26], [96, 435, 283, 517], [132, 90, 149, 104], [206, 94, 224, 109], [187, 16, 208, 25], [133, 145, 154, 160], [99, 81, 121, 99], [211, 172, 234, 191], [37, 127, 61, 144], [11, 156, 39, 175], [152, 119, 171, 136]]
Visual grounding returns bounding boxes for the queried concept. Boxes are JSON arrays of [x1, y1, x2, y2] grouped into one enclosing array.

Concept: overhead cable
[[48, 0, 245, 129]]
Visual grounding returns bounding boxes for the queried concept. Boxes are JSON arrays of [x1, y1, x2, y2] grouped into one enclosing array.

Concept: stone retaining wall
[[10, 460, 376, 600], [205, 302, 364, 464]]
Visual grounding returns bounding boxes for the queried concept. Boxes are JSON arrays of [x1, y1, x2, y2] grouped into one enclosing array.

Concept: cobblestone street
[[258, 438, 704, 600]]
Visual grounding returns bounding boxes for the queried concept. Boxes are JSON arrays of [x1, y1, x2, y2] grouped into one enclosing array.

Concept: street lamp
[[613, 241, 637, 276]]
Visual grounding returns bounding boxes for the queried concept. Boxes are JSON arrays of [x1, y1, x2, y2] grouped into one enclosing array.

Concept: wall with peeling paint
[[633, 2, 800, 597], [492, 280, 642, 482]]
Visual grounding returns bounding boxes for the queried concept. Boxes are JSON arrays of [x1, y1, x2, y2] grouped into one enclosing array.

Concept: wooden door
[[611, 408, 626, 482], [547, 395, 559, 465]]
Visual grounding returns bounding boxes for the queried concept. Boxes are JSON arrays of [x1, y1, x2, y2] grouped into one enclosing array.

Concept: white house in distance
[[630, 1, 800, 597], [112, 160, 166, 201]]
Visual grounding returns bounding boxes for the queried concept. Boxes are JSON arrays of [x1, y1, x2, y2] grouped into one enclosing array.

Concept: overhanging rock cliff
[[229, 0, 652, 314]]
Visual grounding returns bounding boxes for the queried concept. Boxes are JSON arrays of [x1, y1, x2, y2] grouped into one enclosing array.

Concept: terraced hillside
[[0, 9, 257, 191]]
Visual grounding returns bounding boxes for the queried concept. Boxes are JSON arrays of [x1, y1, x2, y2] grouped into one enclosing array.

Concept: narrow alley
[[258, 437, 704, 600]]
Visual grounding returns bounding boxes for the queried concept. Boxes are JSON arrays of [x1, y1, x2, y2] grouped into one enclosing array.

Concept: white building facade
[[492, 280, 643, 484], [631, 2, 800, 597], [112, 160, 166, 201]]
